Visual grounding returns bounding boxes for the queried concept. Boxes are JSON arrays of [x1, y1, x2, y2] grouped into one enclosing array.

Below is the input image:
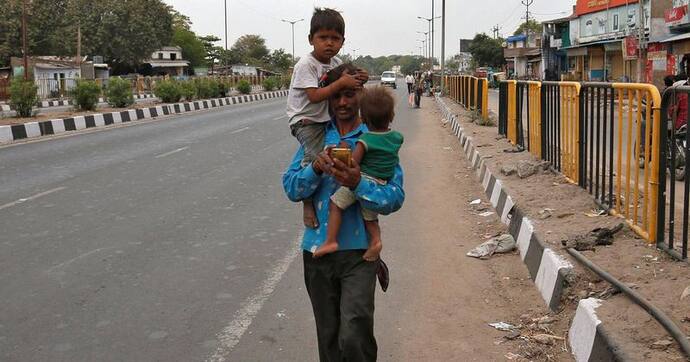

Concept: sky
[[164, 0, 577, 60]]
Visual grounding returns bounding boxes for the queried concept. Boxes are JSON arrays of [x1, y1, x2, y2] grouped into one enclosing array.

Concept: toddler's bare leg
[[313, 202, 343, 258], [303, 200, 319, 229], [362, 220, 382, 261]]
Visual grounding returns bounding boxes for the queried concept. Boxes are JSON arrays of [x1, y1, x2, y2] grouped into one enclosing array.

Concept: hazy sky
[[164, 0, 576, 59]]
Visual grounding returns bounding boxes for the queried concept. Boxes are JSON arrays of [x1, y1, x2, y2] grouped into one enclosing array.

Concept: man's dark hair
[[324, 63, 358, 87], [310, 8, 345, 37], [360, 86, 395, 130], [665, 75, 676, 87]]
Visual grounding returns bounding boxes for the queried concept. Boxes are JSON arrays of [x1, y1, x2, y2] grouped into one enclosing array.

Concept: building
[[144, 46, 190, 76], [504, 33, 542, 79], [458, 52, 472, 73], [10, 56, 110, 99], [659, 0, 690, 78], [558, 0, 672, 86], [542, 17, 572, 80]]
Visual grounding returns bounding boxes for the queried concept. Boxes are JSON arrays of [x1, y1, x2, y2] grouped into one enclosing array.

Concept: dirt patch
[[442, 97, 690, 361]]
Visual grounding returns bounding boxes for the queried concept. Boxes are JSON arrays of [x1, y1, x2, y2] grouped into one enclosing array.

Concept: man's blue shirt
[[282, 120, 405, 252]]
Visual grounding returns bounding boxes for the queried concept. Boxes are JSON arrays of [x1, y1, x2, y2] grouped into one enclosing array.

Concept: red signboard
[[576, 0, 639, 16], [665, 5, 689, 26], [623, 36, 639, 60], [668, 54, 677, 75]]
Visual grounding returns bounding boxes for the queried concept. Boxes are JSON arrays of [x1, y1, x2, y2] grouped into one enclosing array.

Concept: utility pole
[[431, 0, 435, 71], [521, 0, 533, 35], [636, 0, 645, 82], [440, 0, 445, 94], [22, 0, 28, 80], [492, 25, 501, 39], [224, 0, 228, 50], [282, 18, 305, 66], [76, 24, 81, 75]]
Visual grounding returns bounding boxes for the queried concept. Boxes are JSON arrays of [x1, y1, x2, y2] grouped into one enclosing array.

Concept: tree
[[468, 33, 505, 69], [230, 34, 270, 65], [513, 20, 542, 36], [445, 56, 460, 73], [172, 28, 206, 67], [0, 0, 174, 70], [265, 49, 292, 73], [199, 35, 223, 71]]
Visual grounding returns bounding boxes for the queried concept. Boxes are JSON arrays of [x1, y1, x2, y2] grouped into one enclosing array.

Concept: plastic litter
[[467, 234, 516, 259], [488, 322, 516, 331]]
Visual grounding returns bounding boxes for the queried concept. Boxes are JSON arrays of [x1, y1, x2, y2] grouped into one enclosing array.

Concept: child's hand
[[338, 73, 362, 90], [355, 69, 369, 84]]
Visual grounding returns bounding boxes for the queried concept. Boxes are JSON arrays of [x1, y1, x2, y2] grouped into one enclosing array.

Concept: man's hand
[[331, 157, 361, 189], [312, 147, 335, 175]]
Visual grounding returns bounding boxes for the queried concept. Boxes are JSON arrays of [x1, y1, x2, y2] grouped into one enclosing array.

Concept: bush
[[155, 80, 182, 103], [194, 78, 221, 99], [218, 81, 228, 97], [9, 78, 38, 118], [282, 75, 292, 89], [72, 80, 101, 111], [236, 80, 252, 94], [262, 76, 277, 92], [106, 77, 134, 108], [179, 80, 197, 100]]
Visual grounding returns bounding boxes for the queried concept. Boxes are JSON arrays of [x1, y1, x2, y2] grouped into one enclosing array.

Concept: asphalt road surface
[[1, 83, 562, 361]]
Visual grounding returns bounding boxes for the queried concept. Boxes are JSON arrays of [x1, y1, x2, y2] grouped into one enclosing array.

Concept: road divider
[[0, 90, 289, 146]]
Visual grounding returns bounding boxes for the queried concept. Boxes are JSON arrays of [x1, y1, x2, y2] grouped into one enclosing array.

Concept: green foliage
[[231, 34, 270, 65], [282, 74, 292, 89], [218, 81, 228, 97], [0, 0, 174, 69], [155, 80, 182, 103], [236, 80, 252, 95], [265, 49, 292, 73], [9, 78, 38, 118], [72, 80, 101, 111], [194, 78, 221, 99], [262, 76, 278, 92], [513, 20, 542, 36], [179, 80, 197, 100], [172, 28, 207, 67], [468, 33, 505, 69], [106, 77, 134, 108]]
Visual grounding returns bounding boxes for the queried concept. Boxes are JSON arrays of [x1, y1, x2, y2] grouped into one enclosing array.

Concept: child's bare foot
[[313, 240, 339, 258], [303, 200, 319, 229], [362, 239, 382, 261]]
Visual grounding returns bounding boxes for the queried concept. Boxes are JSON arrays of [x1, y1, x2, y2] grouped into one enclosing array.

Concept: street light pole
[[441, 0, 445, 94], [22, 0, 28, 80], [418, 16, 441, 70], [224, 0, 228, 50], [282, 18, 305, 65]]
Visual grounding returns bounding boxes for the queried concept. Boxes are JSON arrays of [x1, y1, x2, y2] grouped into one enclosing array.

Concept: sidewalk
[[440, 95, 690, 361]]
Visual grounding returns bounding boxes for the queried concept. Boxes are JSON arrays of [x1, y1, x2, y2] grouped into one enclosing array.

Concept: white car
[[380, 71, 397, 89]]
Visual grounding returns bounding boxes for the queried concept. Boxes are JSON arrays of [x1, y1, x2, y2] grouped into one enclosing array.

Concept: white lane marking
[[230, 127, 250, 135], [155, 146, 189, 158], [0, 187, 67, 211], [45, 247, 113, 273], [208, 231, 302, 362], [272, 115, 285, 121]]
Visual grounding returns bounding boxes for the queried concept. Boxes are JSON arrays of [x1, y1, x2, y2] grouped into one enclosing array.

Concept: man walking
[[282, 64, 405, 361], [405, 74, 414, 94]]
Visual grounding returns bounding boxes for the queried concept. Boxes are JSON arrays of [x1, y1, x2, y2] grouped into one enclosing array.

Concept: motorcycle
[[638, 100, 688, 181]]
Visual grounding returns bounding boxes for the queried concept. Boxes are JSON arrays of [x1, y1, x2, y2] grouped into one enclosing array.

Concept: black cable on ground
[[566, 248, 690, 360]]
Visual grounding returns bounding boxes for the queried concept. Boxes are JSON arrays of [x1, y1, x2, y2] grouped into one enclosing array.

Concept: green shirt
[[358, 130, 404, 180]]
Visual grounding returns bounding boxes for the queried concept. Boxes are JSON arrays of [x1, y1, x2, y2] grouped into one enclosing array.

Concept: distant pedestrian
[[285, 7, 368, 229], [405, 74, 414, 94]]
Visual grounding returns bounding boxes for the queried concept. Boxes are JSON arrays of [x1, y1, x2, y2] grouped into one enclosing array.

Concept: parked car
[[380, 71, 397, 89]]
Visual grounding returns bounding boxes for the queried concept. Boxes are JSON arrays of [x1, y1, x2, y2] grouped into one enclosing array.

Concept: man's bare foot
[[303, 200, 319, 229], [313, 241, 339, 258], [363, 239, 382, 261]]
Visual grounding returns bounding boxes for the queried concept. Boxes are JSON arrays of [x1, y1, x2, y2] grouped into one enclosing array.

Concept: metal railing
[[657, 85, 690, 260], [444, 75, 489, 121], [498, 80, 663, 245]]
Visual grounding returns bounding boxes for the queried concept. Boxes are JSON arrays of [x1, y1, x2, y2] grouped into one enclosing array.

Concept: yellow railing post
[[507, 80, 517, 144]]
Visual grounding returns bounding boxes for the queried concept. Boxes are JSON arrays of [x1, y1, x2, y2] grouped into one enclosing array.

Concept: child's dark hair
[[310, 8, 345, 37], [361, 86, 395, 130], [324, 63, 358, 87]]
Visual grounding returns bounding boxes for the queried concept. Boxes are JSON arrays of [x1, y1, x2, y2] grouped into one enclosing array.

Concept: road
[[0, 82, 563, 361]]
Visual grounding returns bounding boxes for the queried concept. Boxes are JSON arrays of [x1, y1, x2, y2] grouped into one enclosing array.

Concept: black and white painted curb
[[0, 90, 288, 144], [569, 298, 627, 361], [436, 96, 625, 362]]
